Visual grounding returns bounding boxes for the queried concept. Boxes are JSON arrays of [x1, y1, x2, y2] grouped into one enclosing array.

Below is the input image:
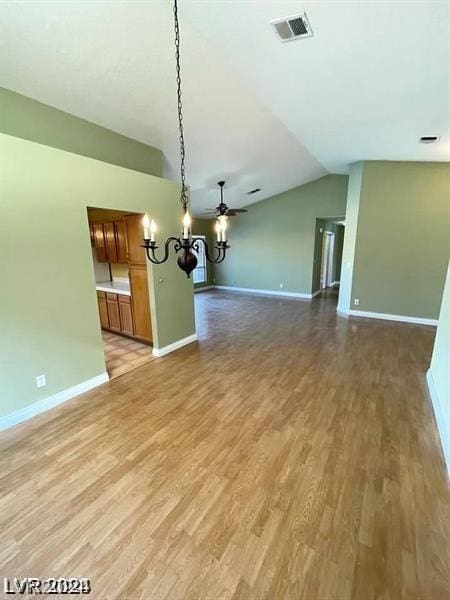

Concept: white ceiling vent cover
[[271, 13, 313, 42]]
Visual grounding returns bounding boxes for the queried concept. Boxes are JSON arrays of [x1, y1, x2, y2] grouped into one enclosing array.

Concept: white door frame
[[320, 231, 335, 289]]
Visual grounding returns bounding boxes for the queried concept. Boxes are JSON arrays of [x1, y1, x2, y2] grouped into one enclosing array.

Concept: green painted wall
[[1, 134, 194, 419], [0, 87, 163, 177], [429, 261, 450, 471], [214, 175, 348, 295], [350, 161, 450, 319], [192, 218, 216, 289]]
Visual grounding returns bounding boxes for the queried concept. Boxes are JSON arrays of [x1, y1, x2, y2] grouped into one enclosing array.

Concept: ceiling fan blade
[[231, 208, 248, 213]]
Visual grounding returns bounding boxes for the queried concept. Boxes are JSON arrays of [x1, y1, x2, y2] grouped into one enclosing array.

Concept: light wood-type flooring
[[1, 289, 449, 599]]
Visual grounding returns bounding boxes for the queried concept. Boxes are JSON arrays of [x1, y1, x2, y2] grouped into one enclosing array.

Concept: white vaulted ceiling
[[1, 1, 448, 215]]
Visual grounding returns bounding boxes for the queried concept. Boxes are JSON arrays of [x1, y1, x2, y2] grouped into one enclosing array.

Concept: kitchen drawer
[[106, 292, 119, 302]]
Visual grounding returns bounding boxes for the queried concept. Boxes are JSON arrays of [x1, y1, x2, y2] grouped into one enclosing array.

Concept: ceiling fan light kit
[[142, 0, 247, 278]]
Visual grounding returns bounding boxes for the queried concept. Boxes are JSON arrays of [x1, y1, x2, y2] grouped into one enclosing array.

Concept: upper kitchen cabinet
[[93, 223, 107, 262], [124, 214, 146, 265], [104, 222, 118, 264], [92, 219, 128, 264], [115, 221, 128, 264]]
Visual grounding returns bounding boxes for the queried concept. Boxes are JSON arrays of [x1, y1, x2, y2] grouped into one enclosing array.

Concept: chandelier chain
[[142, 0, 230, 278], [174, 0, 188, 210]]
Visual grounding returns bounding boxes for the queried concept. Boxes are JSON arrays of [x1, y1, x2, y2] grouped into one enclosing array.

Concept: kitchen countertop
[[96, 280, 131, 296]]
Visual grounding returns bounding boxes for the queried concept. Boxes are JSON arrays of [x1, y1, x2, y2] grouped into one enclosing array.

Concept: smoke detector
[[271, 13, 313, 42]]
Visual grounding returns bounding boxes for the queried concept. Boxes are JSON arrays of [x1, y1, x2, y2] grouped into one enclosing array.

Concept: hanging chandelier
[[142, 0, 230, 278]]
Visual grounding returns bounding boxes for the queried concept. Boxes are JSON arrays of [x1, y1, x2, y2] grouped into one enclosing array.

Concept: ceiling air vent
[[271, 13, 313, 42], [419, 136, 440, 144]]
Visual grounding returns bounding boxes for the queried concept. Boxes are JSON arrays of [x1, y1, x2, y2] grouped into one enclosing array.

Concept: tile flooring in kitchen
[[102, 331, 155, 379]]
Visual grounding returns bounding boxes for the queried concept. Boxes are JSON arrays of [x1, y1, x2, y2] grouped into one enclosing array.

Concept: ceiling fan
[[203, 181, 249, 217]]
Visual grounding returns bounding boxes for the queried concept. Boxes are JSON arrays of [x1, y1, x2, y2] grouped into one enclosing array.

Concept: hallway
[[1, 290, 448, 599]]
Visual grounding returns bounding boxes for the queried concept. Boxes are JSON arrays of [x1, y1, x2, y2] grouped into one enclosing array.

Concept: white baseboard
[[214, 285, 314, 299], [153, 333, 198, 358], [0, 372, 109, 432], [426, 370, 450, 476], [338, 307, 438, 327], [311, 289, 322, 298], [331, 281, 340, 287], [194, 285, 214, 293]]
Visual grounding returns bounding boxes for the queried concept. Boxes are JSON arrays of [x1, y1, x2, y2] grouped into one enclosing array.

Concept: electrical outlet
[[212, 277, 216, 284], [36, 374, 46, 388], [279, 283, 284, 289], [354, 298, 360, 306]]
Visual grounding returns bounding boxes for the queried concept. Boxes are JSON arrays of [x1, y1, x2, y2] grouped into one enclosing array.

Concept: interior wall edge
[[152, 333, 198, 357], [426, 369, 450, 476]]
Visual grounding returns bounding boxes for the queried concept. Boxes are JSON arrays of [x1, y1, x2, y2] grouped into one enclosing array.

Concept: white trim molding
[[194, 285, 214, 293], [214, 285, 315, 299], [152, 333, 198, 358], [338, 307, 438, 327], [0, 372, 109, 432], [426, 369, 450, 475]]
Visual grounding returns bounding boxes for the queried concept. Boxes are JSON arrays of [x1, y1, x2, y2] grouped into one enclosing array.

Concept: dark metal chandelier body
[[142, 0, 229, 277]]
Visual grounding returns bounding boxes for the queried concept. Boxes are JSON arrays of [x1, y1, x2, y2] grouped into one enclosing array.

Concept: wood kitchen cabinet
[[115, 221, 128, 264], [93, 223, 107, 262], [97, 291, 109, 329], [129, 267, 152, 343], [106, 292, 121, 332], [92, 220, 128, 264], [104, 222, 118, 264], [92, 209, 152, 344], [124, 214, 146, 265], [97, 292, 139, 340], [122, 213, 153, 343], [118, 295, 134, 336]]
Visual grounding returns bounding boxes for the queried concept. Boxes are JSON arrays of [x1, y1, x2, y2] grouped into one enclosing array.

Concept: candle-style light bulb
[[150, 219, 157, 242], [214, 221, 221, 242], [218, 215, 228, 242], [182, 211, 191, 239], [143, 214, 150, 240]]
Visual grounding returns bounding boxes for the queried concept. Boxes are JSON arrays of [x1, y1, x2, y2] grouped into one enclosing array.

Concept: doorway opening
[[87, 207, 155, 379], [320, 231, 335, 290], [313, 217, 345, 296]]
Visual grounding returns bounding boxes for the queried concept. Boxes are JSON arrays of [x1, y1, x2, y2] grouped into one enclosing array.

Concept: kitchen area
[[87, 207, 155, 378]]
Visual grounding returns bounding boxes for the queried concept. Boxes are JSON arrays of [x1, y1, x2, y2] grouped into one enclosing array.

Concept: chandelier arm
[[142, 237, 181, 264], [211, 248, 227, 264], [193, 236, 229, 264]]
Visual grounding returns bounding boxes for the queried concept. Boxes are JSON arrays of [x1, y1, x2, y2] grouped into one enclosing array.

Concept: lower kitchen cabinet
[[97, 291, 109, 329], [106, 293, 121, 332], [118, 295, 134, 336], [97, 291, 148, 341]]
